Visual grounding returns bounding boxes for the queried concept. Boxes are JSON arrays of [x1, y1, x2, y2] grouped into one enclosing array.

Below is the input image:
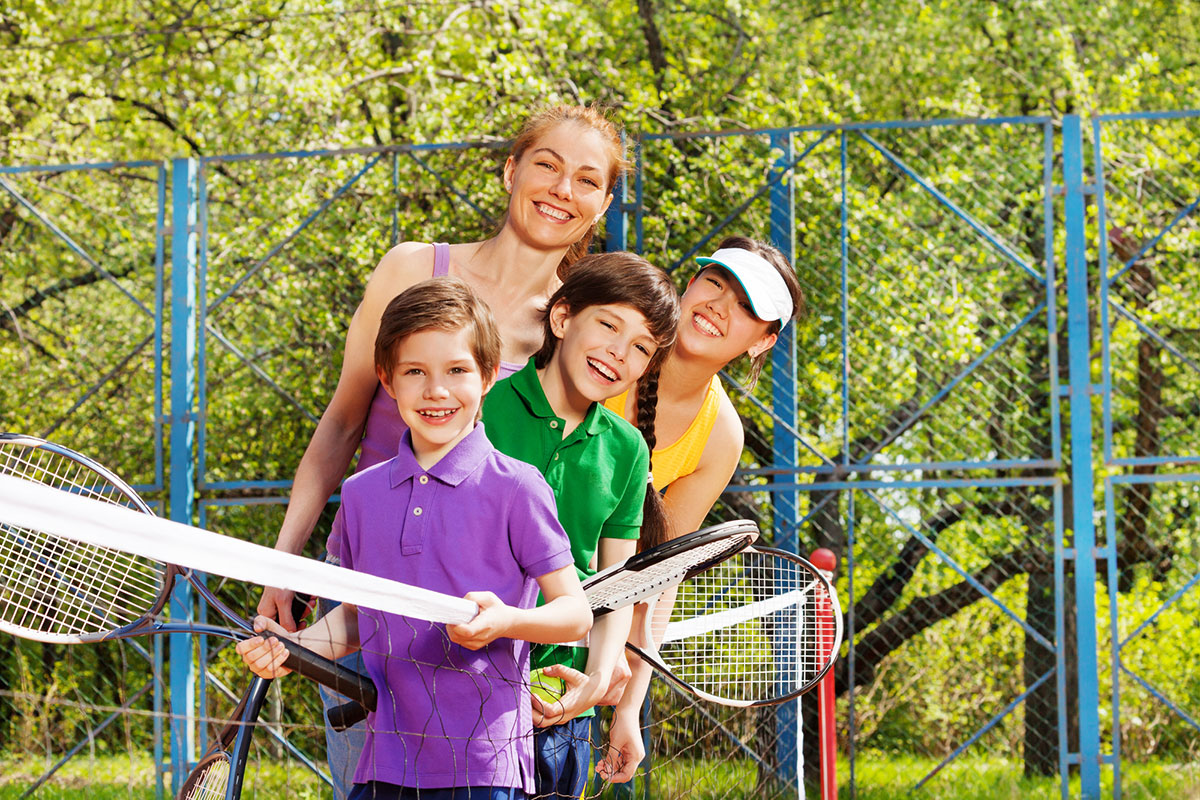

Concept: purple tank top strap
[[429, 241, 523, 378], [432, 242, 451, 277]]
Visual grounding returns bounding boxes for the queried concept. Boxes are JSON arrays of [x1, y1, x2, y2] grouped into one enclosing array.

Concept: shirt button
[[549, 420, 559, 429], [418, 475, 429, 484], [554, 453, 560, 461], [413, 507, 423, 516]]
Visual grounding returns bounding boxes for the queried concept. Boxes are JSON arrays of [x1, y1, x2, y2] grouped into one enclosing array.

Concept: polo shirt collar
[[389, 423, 492, 488], [509, 359, 611, 438]]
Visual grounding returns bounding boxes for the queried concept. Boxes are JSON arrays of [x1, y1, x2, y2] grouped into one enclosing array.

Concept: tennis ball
[[529, 668, 565, 706]]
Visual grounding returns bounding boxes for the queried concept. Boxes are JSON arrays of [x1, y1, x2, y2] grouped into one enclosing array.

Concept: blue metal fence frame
[[1092, 109, 1200, 800], [0, 157, 169, 797], [168, 157, 201, 794], [19, 109, 1197, 798], [627, 113, 1068, 797]]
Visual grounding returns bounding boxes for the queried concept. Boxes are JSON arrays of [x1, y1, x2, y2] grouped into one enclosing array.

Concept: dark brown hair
[[534, 251, 680, 549], [506, 105, 632, 276], [711, 235, 806, 388], [374, 277, 503, 387]]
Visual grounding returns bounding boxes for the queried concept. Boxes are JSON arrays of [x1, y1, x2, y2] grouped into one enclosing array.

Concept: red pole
[[809, 548, 838, 800]]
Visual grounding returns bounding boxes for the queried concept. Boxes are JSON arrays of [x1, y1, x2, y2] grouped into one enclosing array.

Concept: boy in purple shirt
[[238, 278, 592, 800]]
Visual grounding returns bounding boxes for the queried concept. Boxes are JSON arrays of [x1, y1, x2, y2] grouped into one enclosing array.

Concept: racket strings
[[657, 551, 834, 704], [0, 443, 166, 640], [180, 752, 231, 799]]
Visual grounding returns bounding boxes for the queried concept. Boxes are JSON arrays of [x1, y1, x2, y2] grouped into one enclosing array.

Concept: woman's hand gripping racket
[[621, 545, 843, 707], [0, 432, 376, 718]]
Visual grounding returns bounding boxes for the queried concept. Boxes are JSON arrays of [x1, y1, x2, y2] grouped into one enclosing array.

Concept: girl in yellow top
[[598, 235, 805, 782]]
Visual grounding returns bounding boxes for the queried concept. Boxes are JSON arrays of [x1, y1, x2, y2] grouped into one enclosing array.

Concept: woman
[[596, 235, 806, 783], [256, 104, 629, 800]]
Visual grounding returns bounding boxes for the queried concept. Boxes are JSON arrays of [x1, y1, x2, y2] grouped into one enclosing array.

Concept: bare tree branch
[[0, 262, 138, 335], [853, 499, 1021, 631], [837, 547, 1052, 693]]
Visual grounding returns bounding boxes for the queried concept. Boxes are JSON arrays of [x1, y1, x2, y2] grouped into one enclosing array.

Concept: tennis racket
[[582, 519, 760, 615], [0, 432, 377, 712], [625, 545, 843, 707], [177, 675, 271, 800], [177, 592, 313, 800]]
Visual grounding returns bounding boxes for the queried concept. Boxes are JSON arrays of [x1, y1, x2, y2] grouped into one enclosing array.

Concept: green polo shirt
[[482, 359, 649, 677]]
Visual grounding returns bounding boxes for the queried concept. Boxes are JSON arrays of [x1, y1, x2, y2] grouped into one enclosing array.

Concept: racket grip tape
[[326, 698, 369, 732], [273, 639, 378, 714]]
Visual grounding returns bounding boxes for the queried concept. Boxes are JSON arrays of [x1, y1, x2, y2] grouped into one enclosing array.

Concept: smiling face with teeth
[[377, 327, 493, 469], [677, 267, 778, 365], [541, 302, 660, 421], [503, 122, 615, 251]]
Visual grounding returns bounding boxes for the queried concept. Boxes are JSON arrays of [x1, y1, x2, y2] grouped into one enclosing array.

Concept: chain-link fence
[[1, 161, 168, 795], [1094, 112, 1200, 800], [3, 112, 1199, 799]]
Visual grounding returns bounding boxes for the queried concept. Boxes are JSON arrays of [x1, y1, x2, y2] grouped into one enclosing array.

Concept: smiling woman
[[501, 106, 627, 272], [251, 104, 629, 800]]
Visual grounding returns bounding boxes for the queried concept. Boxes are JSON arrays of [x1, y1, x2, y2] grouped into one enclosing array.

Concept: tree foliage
[[3, 1, 1200, 796]]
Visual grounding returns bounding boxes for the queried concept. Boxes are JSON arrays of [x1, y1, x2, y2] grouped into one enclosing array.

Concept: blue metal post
[[168, 157, 199, 793], [1062, 115, 1102, 799], [769, 131, 802, 789], [606, 171, 628, 253]]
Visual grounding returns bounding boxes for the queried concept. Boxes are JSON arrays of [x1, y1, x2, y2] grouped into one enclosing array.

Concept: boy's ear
[[548, 301, 572, 339], [746, 332, 778, 359], [480, 364, 501, 397], [375, 364, 398, 399]]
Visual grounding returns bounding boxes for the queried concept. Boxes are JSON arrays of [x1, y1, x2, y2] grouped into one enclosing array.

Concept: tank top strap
[[432, 242, 451, 277]]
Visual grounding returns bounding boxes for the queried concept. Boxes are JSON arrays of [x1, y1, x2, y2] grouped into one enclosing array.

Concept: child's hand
[[530, 663, 605, 727], [446, 592, 514, 650], [257, 586, 301, 632], [235, 615, 296, 679], [596, 707, 645, 783]]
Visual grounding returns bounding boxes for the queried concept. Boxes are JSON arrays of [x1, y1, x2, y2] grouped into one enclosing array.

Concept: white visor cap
[[695, 247, 794, 325]]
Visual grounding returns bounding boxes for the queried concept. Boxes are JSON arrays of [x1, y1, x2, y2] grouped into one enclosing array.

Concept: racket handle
[[273, 639, 378, 714], [326, 698, 369, 732]]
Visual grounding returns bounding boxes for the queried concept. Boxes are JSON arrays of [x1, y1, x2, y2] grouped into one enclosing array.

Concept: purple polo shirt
[[339, 423, 573, 791]]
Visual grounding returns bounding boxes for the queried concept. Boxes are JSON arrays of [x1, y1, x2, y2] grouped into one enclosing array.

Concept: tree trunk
[[1023, 563, 1059, 776]]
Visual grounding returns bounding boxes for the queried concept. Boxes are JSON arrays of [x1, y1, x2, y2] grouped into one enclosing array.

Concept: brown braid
[[634, 366, 670, 551]]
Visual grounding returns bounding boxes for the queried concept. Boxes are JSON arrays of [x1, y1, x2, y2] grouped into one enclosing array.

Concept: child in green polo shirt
[[481, 251, 679, 799]]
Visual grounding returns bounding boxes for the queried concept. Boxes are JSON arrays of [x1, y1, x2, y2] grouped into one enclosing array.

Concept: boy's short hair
[[374, 277, 502, 382]]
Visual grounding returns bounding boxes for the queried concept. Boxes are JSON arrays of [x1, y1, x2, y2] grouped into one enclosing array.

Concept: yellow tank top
[[604, 375, 725, 491]]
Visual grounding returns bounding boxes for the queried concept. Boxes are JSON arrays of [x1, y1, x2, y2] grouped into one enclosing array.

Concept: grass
[[846, 753, 1200, 800], [0, 754, 327, 799], [2, 752, 1198, 798]]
